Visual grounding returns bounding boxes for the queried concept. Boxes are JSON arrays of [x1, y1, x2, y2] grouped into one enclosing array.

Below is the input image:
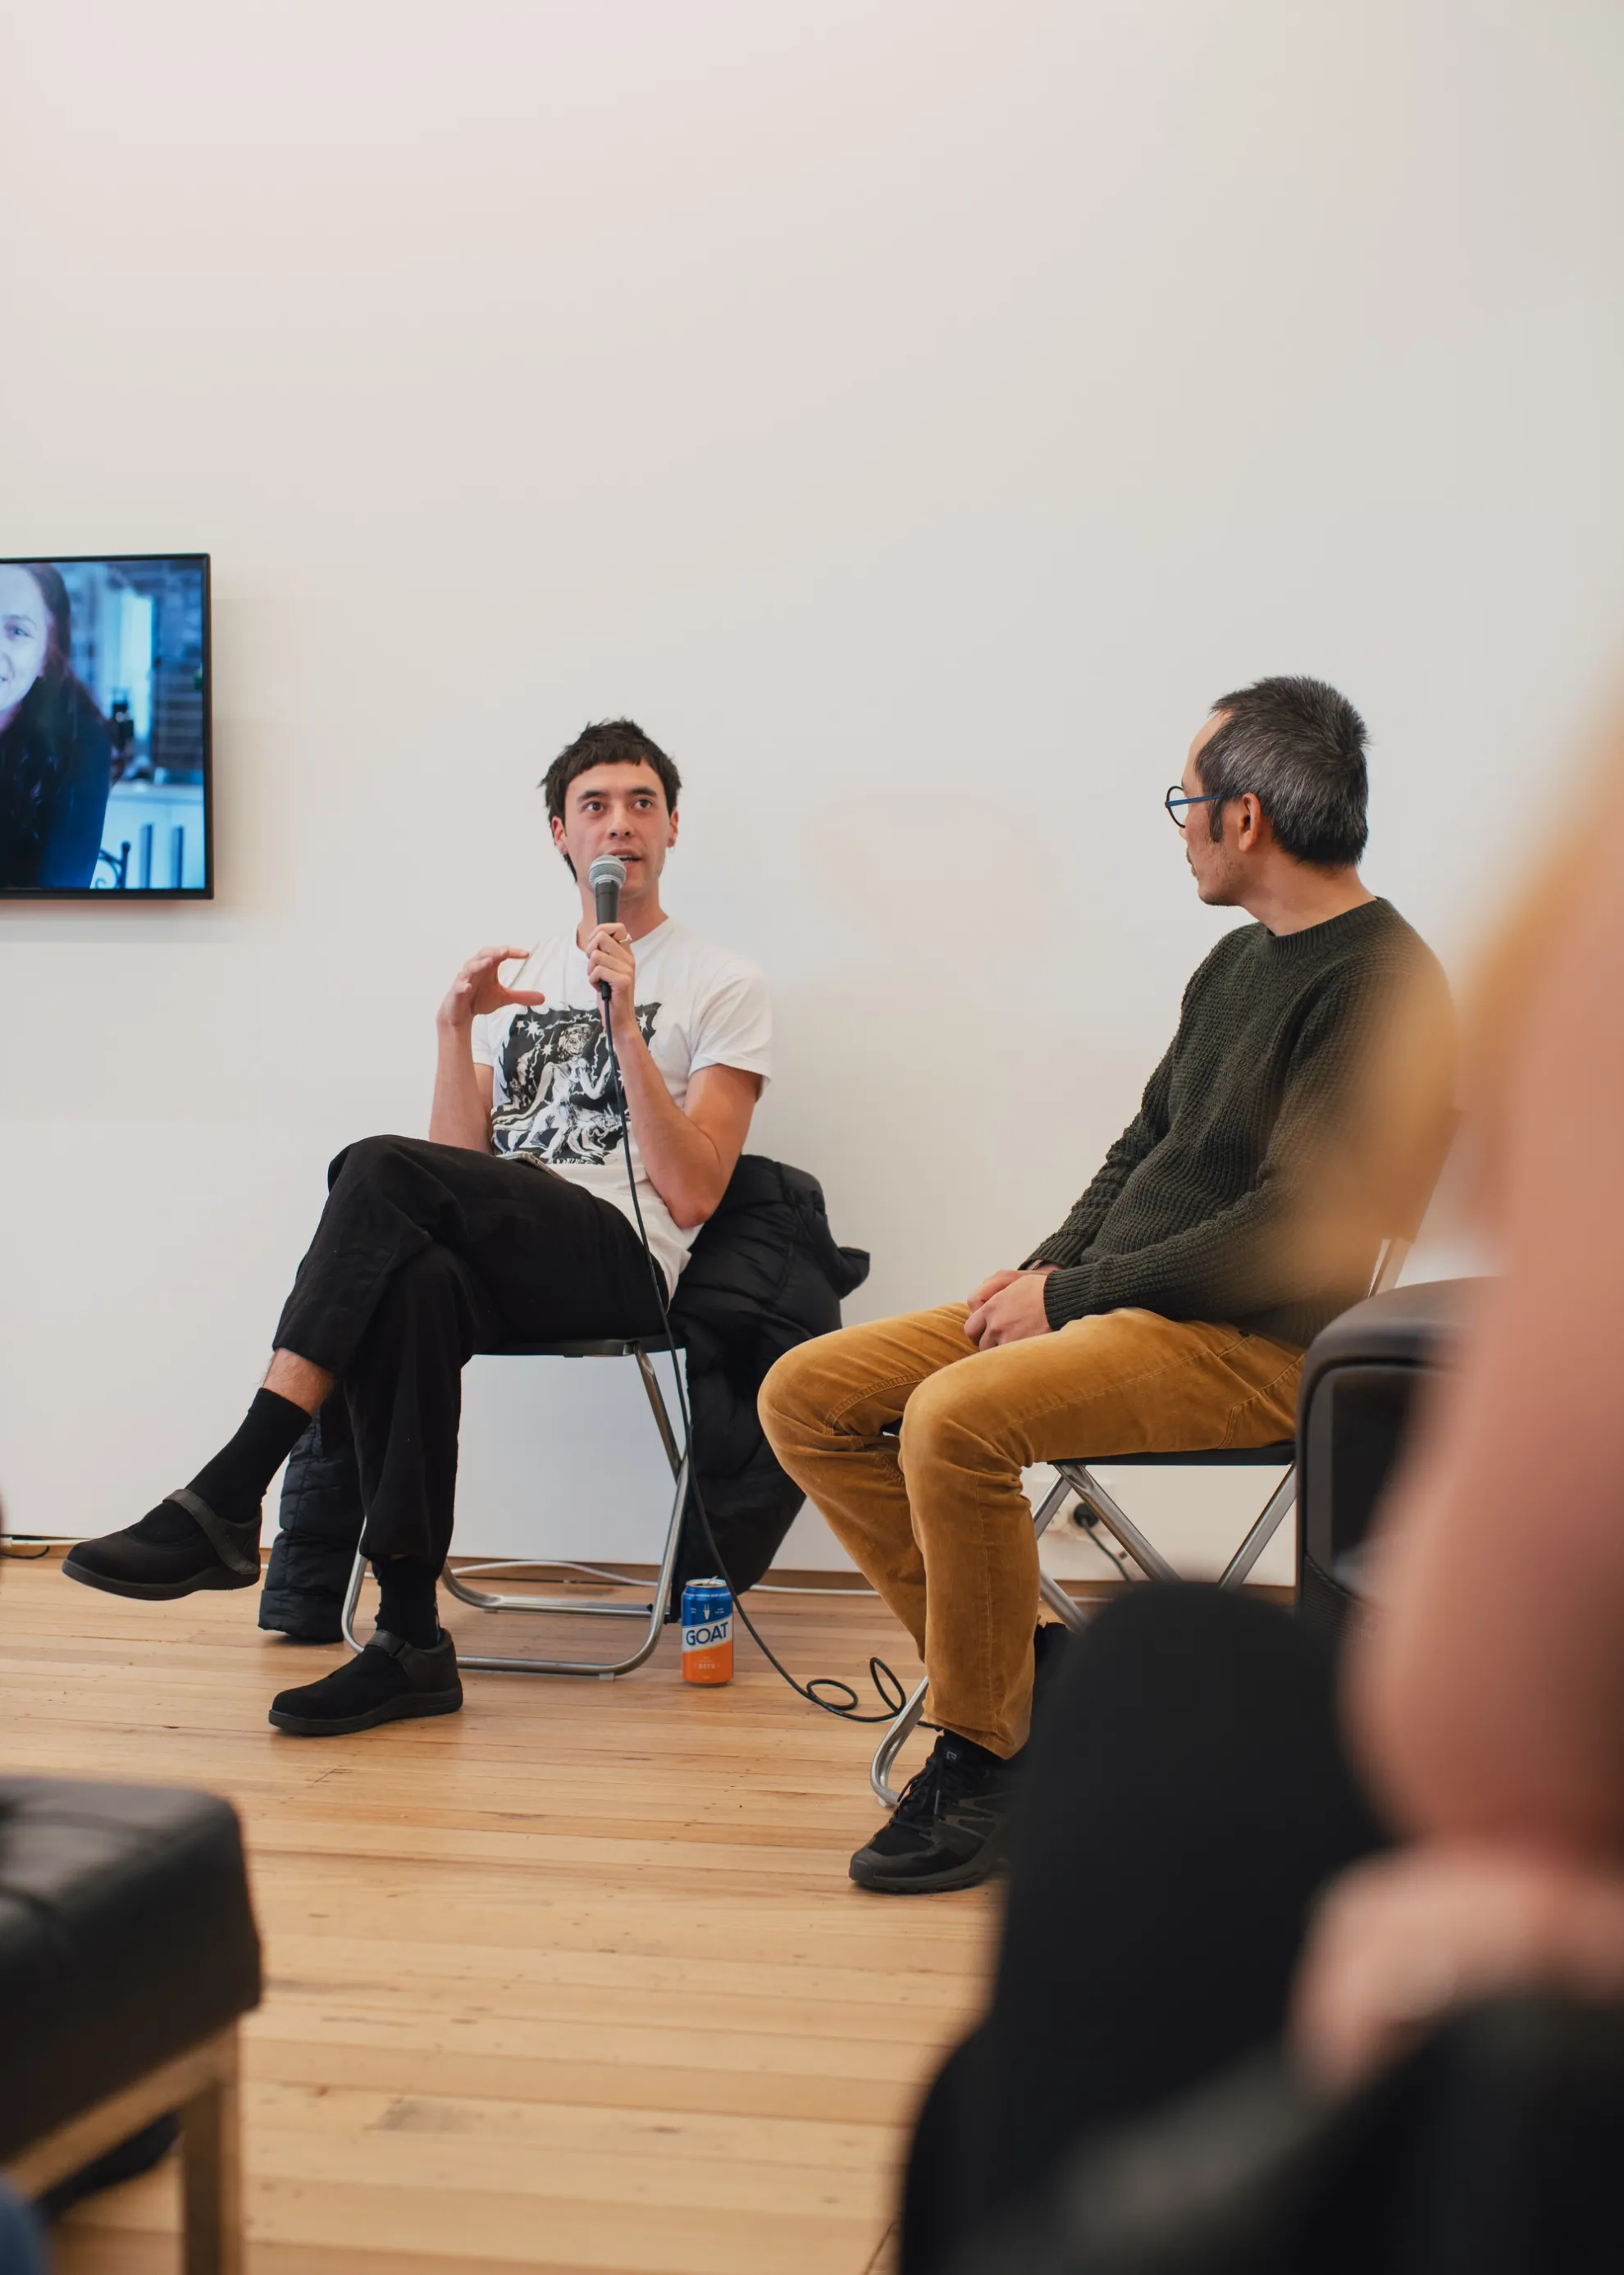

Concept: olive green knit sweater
[[1026, 898, 1452, 1348]]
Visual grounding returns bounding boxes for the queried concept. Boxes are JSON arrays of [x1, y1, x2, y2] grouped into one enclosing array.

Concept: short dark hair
[[1197, 676, 1369, 869], [541, 718, 682, 873]]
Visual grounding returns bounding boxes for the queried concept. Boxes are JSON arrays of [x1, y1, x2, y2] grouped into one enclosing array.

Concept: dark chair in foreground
[[949, 1992, 1624, 2274], [1295, 1275, 1477, 1639], [0, 1778, 261, 2273]]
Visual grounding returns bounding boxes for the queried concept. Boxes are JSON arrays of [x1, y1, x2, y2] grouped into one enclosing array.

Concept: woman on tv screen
[[0, 561, 112, 891]]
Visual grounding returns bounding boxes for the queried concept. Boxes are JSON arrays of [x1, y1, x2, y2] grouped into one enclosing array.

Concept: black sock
[[937, 1729, 1010, 1783], [189, 1389, 312, 1524], [374, 1557, 440, 1649], [128, 1388, 312, 1545], [941, 1730, 1006, 1773]]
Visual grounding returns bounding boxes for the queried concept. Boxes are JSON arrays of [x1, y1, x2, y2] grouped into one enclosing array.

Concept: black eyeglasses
[[1165, 785, 1222, 829]]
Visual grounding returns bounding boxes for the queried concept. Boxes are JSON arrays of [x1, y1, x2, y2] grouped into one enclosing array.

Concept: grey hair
[[1197, 676, 1369, 869]]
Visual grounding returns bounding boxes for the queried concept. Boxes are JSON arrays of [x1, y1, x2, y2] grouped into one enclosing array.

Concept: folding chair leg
[[1029, 1472, 1071, 1542], [863, 1449, 1303, 1814], [1031, 1472, 1092, 1630], [870, 1675, 928, 1809], [1217, 1466, 1297, 1589], [344, 1539, 671, 1656], [1054, 1462, 1181, 1584], [633, 1342, 683, 1473], [344, 1344, 694, 1678], [436, 1347, 687, 1625], [1039, 1571, 1089, 1631], [341, 1543, 366, 1653]]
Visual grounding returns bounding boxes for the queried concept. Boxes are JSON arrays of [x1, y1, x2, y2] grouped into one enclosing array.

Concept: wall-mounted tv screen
[[1, 554, 211, 897]]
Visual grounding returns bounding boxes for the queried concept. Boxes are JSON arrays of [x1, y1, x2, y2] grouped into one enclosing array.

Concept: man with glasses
[[760, 675, 1453, 1894]]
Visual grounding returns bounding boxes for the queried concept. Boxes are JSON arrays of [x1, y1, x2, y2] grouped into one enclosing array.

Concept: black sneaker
[[849, 1731, 1017, 1894], [62, 1489, 262, 1602], [268, 1628, 463, 1736]]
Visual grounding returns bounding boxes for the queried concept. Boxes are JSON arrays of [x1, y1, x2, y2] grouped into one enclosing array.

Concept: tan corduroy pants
[[759, 1304, 1302, 1759]]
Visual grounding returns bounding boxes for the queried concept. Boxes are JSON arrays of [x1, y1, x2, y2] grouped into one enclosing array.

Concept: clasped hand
[[964, 1266, 1056, 1349]]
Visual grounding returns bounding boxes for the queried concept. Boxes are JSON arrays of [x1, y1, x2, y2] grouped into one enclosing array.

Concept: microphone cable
[[595, 985, 910, 1727]]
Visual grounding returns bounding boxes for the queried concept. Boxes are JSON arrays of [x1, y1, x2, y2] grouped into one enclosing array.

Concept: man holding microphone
[[66, 719, 772, 1737]]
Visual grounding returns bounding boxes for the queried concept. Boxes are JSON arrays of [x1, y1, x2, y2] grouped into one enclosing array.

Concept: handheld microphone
[[586, 855, 627, 1006]]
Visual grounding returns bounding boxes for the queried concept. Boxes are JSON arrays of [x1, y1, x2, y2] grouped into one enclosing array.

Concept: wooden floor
[[1, 1553, 997, 2273]]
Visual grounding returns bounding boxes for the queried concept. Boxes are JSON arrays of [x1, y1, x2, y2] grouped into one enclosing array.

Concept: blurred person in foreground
[[900, 745, 1624, 2271], [762, 675, 1453, 1894]]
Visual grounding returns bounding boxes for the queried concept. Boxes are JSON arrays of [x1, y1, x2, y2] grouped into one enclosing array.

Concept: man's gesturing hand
[[438, 947, 546, 1031], [965, 1266, 1056, 1349]]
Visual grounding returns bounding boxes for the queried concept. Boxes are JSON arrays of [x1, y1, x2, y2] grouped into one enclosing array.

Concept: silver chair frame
[[870, 1238, 1412, 1804], [341, 1336, 691, 1679]]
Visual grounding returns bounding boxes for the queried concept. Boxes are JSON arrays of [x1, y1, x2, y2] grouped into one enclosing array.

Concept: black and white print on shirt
[[490, 1001, 662, 1167]]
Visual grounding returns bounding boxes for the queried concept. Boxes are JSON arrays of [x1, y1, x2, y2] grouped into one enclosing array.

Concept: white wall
[[4, 1, 1623, 1580]]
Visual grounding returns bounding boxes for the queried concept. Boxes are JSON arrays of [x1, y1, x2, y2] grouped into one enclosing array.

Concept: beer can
[[681, 1576, 734, 1685]]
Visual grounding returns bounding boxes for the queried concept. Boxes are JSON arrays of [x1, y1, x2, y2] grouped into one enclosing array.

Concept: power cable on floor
[[601, 1009, 909, 1725]]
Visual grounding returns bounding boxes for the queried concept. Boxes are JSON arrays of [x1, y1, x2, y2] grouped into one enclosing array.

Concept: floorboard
[[1, 1554, 994, 2272]]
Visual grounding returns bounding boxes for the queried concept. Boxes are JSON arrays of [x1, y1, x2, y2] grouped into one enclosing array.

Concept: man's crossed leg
[[66, 1134, 662, 1733], [760, 1304, 1301, 1893]]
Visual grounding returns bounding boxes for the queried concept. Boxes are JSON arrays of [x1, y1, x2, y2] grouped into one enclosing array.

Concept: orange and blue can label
[[681, 1577, 734, 1685]]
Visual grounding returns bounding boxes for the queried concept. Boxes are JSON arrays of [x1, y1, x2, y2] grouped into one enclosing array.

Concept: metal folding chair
[[869, 1238, 1413, 1804], [341, 1335, 691, 1679]]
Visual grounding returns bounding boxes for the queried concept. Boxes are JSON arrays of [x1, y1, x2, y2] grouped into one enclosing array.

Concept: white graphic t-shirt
[[470, 919, 772, 1295]]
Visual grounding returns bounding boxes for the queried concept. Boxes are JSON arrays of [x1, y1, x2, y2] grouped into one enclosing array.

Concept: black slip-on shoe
[[62, 1489, 262, 1602], [849, 1731, 1018, 1894], [268, 1627, 463, 1736]]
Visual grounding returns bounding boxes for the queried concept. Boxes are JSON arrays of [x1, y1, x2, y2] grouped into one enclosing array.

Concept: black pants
[[272, 1136, 664, 1566], [901, 1586, 1387, 2274]]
